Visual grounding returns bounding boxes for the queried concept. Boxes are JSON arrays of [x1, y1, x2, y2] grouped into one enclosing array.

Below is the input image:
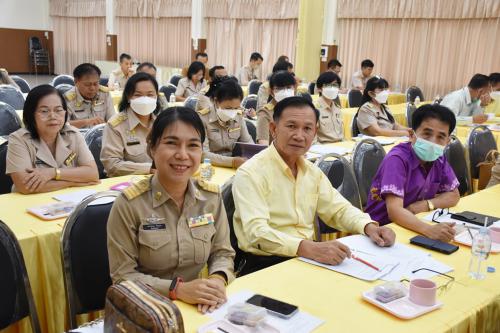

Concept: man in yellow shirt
[[232, 96, 396, 275]]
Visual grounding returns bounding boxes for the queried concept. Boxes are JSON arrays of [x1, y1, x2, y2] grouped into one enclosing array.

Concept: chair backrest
[[244, 119, 257, 142], [10, 76, 30, 93], [61, 191, 119, 329], [52, 75, 75, 87], [29, 37, 42, 51], [0, 102, 22, 136], [184, 96, 199, 111], [169, 74, 182, 87], [0, 141, 13, 194], [351, 112, 361, 138], [468, 125, 497, 179], [84, 123, 107, 179], [406, 86, 424, 103], [99, 77, 109, 87], [159, 84, 177, 101], [0, 85, 25, 110], [348, 89, 363, 108], [55, 83, 74, 96], [352, 138, 386, 207], [221, 179, 244, 272], [297, 91, 312, 103], [406, 103, 417, 128], [308, 82, 316, 95], [241, 94, 257, 111], [248, 80, 262, 95], [0, 220, 41, 332], [444, 135, 471, 196]]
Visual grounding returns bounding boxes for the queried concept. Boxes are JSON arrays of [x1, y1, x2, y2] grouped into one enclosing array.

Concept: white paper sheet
[[352, 135, 399, 145], [207, 290, 324, 333], [53, 189, 97, 203], [69, 320, 103, 333], [308, 145, 350, 156]]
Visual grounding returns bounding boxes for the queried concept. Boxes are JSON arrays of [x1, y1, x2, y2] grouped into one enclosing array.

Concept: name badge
[[210, 129, 220, 133], [188, 213, 214, 228], [321, 116, 329, 119], [74, 109, 85, 113], [64, 152, 77, 166], [126, 141, 140, 146], [143, 223, 166, 231]]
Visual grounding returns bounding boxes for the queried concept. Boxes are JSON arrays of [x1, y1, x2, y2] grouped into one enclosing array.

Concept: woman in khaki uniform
[[314, 71, 344, 143], [356, 77, 410, 137], [107, 107, 235, 314], [256, 71, 296, 145], [6, 85, 98, 194], [175, 61, 207, 102], [101, 72, 161, 177], [198, 77, 253, 168]]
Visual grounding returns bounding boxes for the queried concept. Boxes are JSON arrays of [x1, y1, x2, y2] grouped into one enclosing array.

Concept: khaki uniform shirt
[[108, 68, 135, 90], [175, 77, 207, 98], [256, 102, 275, 142], [256, 81, 270, 110], [237, 65, 262, 86], [107, 175, 235, 295], [198, 105, 254, 167], [314, 97, 344, 143], [356, 102, 396, 134], [64, 86, 115, 127], [6, 125, 94, 181], [488, 156, 500, 188], [350, 70, 372, 89], [101, 109, 155, 177]]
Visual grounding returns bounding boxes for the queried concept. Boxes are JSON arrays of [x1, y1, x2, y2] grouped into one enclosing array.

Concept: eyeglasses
[[402, 268, 455, 295], [432, 208, 449, 222], [36, 109, 66, 120]]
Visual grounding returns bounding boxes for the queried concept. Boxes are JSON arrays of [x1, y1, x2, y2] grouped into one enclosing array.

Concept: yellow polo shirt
[[232, 144, 373, 257]]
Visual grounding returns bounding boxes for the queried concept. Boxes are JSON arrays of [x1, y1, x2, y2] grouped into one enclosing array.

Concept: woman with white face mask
[[256, 70, 297, 145], [101, 72, 160, 177], [314, 71, 344, 143], [356, 76, 410, 137], [197, 77, 253, 169]]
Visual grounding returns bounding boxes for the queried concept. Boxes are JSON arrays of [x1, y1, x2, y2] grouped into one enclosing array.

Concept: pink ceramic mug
[[409, 279, 437, 306], [489, 227, 500, 243]]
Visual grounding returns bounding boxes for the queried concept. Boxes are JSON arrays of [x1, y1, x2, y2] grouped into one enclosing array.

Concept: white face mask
[[130, 96, 157, 115], [374, 90, 389, 104], [274, 88, 295, 102], [322, 86, 339, 100], [217, 108, 239, 122], [490, 91, 500, 100]]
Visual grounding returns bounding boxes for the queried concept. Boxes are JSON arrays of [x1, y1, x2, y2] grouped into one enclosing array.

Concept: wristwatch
[[168, 277, 183, 300], [427, 200, 435, 211]]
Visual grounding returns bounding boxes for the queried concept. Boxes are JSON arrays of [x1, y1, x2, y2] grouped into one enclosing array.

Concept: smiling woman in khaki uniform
[[6, 85, 98, 194], [107, 107, 235, 314], [101, 72, 162, 177]]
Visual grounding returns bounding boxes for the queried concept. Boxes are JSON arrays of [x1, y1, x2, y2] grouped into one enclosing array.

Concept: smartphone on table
[[246, 294, 299, 319]]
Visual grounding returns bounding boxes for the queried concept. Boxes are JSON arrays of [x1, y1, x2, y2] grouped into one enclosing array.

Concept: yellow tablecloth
[[175, 185, 500, 333]]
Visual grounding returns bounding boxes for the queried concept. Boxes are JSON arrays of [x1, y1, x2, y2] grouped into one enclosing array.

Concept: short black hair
[[272, 61, 293, 73], [23, 84, 68, 139], [412, 104, 456, 135], [209, 65, 225, 81], [195, 52, 208, 59], [119, 72, 161, 113], [250, 52, 263, 61], [468, 74, 490, 89], [147, 106, 206, 156], [73, 63, 101, 79], [187, 61, 206, 82], [137, 62, 157, 72], [213, 78, 244, 102], [490, 73, 500, 86], [361, 59, 374, 68], [277, 55, 289, 62], [361, 76, 389, 105], [316, 71, 342, 89], [327, 59, 342, 69], [273, 96, 319, 123], [269, 71, 296, 89], [119, 53, 132, 63]]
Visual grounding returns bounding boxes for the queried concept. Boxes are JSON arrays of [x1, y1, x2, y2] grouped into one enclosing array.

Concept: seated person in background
[[326, 59, 348, 94], [196, 65, 228, 111], [181, 52, 209, 79], [136, 62, 168, 110], [233, 97, 395, 275], [351, 59, 374, 90], [257, 60, 294, 110], [486, 72, 500, 116], [175, 61, 207, 102], [256, 71, 296, 145], [64, 63, 115, 129], [101, 72, 160, 177], [277, 55, 289, 63], [197, 77, 253, 168], [441, 74, 492, 124], [208, 65, 228, 84], [365, 104, 460, 242], [487, 156, 500, 188], [356, 76, 410, 137], [108, 53, 135, 91], [314, 71, 344, 143], [6, 85, 98, 193], [237, 52, 263, 85], [108, 108, 234, 314], [0, 68, 21, 90]]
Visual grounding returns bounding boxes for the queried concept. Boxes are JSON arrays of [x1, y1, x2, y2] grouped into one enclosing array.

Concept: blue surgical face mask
[[413, 137, 445, 162]]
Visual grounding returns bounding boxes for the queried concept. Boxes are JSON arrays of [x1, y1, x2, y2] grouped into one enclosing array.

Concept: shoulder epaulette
[[264, 103, 275, 111], [263, 81, 269, 88], [197, 179, 219, 194], [123, 177, 151, 200], [197, 107, 210, 115], [108, 113, 128, 127], [65, 90, 76, 101], [313, 100, 321, 109], [99, 85, 109, 93]]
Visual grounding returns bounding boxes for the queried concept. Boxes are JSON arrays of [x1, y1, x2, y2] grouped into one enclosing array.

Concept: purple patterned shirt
[[365, 142, 459, 225]]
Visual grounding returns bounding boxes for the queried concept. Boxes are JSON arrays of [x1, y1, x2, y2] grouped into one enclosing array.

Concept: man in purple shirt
[[365, 104, 460, 242]]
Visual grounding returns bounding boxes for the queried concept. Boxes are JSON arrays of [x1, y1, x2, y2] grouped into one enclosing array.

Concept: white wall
[[0, 0, 51, 30]]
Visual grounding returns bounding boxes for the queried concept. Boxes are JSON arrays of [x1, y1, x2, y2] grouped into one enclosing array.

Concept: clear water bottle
[[468, 227, 491, 280], [200, 158, 213, 181], [169, 93, 176, 104], [414, 96, 421, 106]]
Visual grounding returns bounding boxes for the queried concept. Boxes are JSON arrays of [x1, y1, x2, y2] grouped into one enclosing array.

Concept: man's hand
[[472, 114, 488, 124], [423, 223, 456, 242], [297, 239, 351, 265], [364, 223, 396, 247]]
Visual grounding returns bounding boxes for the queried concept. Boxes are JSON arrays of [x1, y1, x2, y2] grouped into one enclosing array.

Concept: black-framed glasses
[[432, 208, 449, 222], [402, 268, 455, 295]]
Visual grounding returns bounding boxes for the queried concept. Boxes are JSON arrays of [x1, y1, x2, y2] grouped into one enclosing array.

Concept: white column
[[322, 0, 338, 45], [106, 0, 115, 35], [191, 0, 206, 50]]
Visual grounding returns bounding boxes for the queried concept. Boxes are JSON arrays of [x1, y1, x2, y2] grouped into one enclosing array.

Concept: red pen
[[352, 254, 380, 271]]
